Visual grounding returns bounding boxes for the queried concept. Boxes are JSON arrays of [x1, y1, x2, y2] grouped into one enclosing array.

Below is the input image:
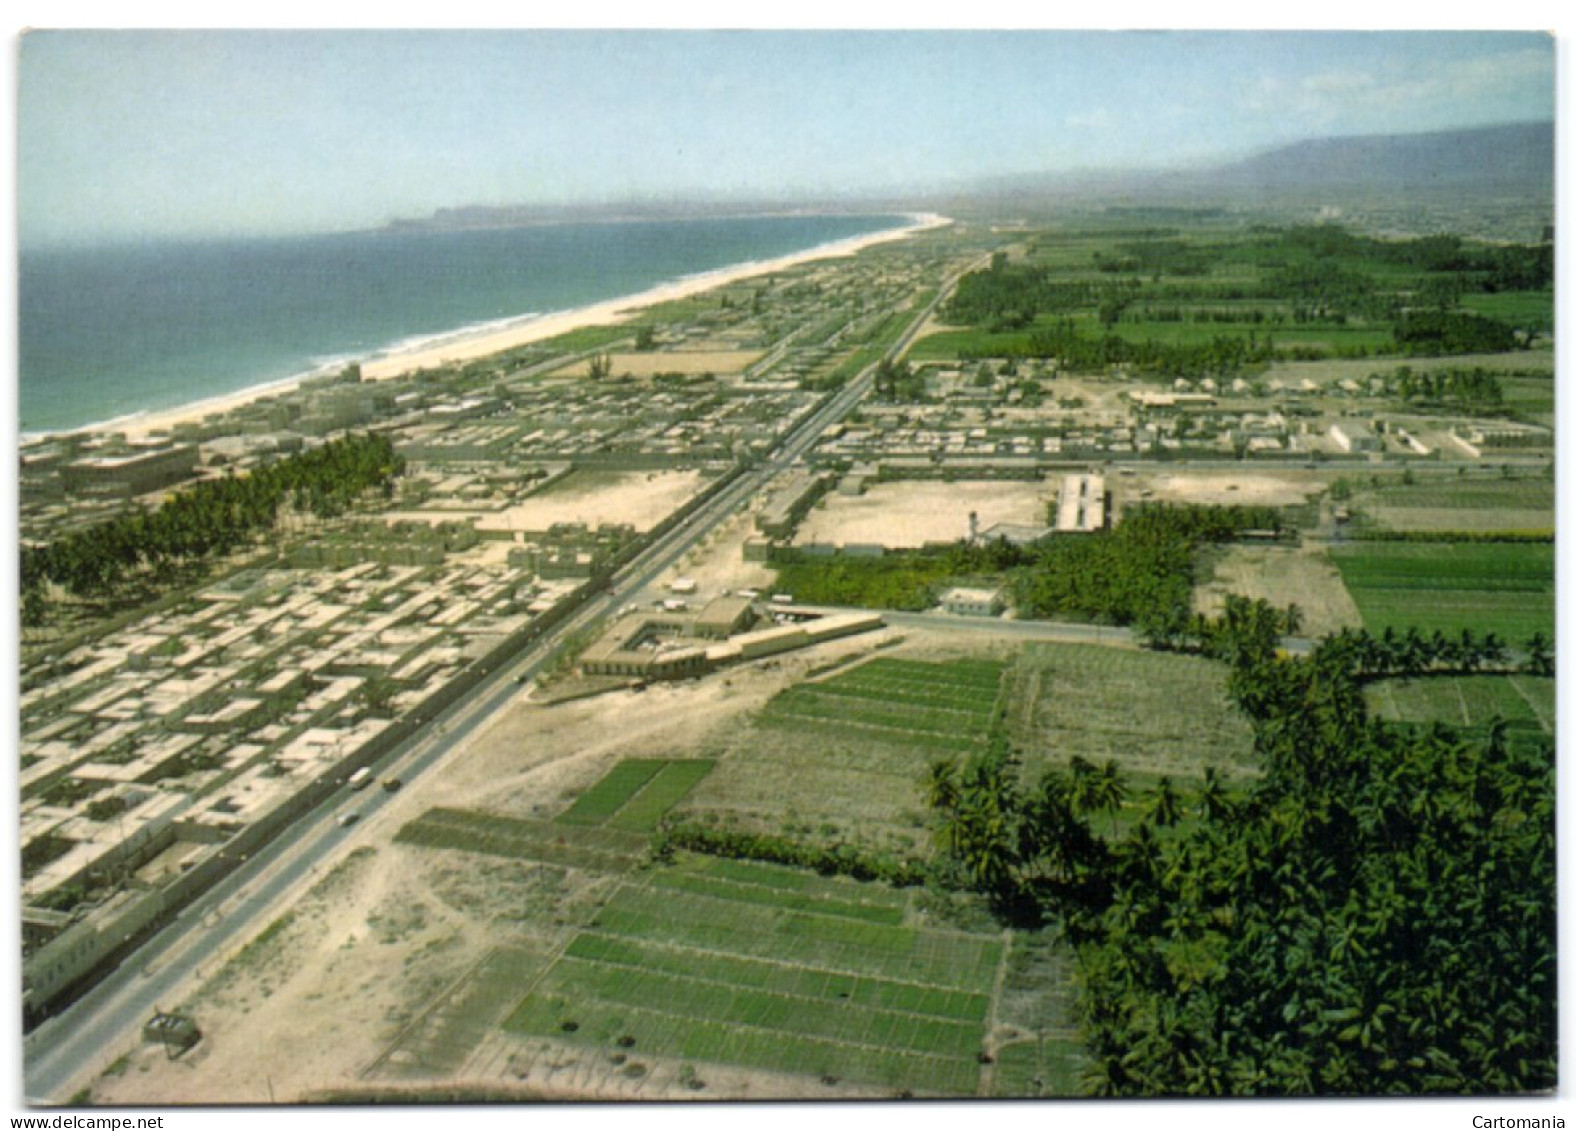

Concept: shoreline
[[40, 212, 949, 445]]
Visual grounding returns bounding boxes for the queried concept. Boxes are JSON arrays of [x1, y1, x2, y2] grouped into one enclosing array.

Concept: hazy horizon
[[18, 29, 1556, 248]]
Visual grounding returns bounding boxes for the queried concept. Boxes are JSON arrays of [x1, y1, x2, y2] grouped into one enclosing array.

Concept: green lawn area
[[1329, 541, 1553, 639]]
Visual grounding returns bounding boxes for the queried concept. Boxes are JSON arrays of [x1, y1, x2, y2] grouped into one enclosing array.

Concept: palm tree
[[923, 758, 960, 812], [1092, 759, 1128, 837], [923, 759, 962, 855], [1480, 631, 1507, 671], [1068, 756, 1100, 821], [1524, 632, 1554, 677], [1146, 777, 1183, 828], [1198, 766, 1235, 825]]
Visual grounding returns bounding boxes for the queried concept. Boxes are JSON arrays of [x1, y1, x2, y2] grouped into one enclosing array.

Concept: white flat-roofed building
[[1055, 474, 1107, 533], [1330, 421, 1381, 453], [940, 587, 1005, 617]]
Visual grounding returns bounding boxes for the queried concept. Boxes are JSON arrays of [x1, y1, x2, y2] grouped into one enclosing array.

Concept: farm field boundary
[[559, 758, 716, 830], [395, 808, 649, 872], [501, 854, 1003, 1096], [1329, 541, 1553, 639]]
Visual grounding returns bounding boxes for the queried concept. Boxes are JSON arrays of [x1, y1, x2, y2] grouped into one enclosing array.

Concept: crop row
[[543, 955, 983, 1058], [558, 759, 669, 824], [504, 992, 981, 1095], [396, 808, 647, 871], [1338, 590, 1553, 640], [1368, 675, 1553, 733], [855, 657, 1005, 689], [1366, 481, 1555, 512], [606, 761, 715, 832], [591, 886, 1001, 992], [832, 667, 1003, 697], [763, 693, 989, 741], [771, 687, 992, 730], [565, 932, 989, 1023], [673, 854, 913, 910], [757, 707, 983, 755], [806, 678, 999, 715], [645, 869, 906, 926]]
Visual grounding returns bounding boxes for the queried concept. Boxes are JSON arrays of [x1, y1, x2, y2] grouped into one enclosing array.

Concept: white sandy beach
[[109, 212, 949, 441]]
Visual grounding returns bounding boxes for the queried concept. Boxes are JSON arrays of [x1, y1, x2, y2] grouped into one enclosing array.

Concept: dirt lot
[[1193, 542, 1364, 638], [549, 350, 762, 378], [482, 469, 707, 534], [794, 479, 1053, 548], [646, 505, 779, 600], [1114, 470, 1327, 512]]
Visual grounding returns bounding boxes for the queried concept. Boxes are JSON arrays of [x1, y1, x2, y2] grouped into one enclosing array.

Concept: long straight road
[[23, 242, 990, 1105]]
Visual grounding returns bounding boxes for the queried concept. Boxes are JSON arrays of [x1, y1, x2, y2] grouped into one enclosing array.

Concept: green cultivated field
[[1367, 674, 1554, 736], [1360, 478, 1554, 513], [1354, 477, 1554, 534], [1330, 542, 1553, 639], [1458, 290, 1554, 331], [503, 853, 1001, 1095], [760, 657, 1002, 752], [559, 758, 715, 830], [680, 658, 1007, 844], [395, 808, 650, 873], [990, 1039, 1088, 1097]]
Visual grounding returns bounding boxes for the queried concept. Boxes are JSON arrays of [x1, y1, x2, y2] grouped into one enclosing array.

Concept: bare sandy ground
[[650, 505, 779, 598], [1194, 543, 1365, 638], [85, 624, 907, 1105], [382, 469, 707, 535], [101, 214, 947, 442], [794, 480, 1053, 548], [1123, 471, 1327, 510]]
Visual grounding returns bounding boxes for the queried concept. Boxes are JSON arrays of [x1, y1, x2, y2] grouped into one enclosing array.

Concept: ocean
[[18, 213, 909, 436]]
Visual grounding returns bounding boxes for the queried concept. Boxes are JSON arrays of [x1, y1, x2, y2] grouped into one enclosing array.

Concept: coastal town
[[18, 192, 1557, 1104]]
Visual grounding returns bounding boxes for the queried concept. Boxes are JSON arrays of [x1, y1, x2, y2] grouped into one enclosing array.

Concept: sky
[[14, 27, 1559, 246]]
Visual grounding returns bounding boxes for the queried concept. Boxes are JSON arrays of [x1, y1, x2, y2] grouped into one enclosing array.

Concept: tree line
[[771, 502, 1288, 627], [22, 432, 403, 616], [926, 621, 1555, 1095]]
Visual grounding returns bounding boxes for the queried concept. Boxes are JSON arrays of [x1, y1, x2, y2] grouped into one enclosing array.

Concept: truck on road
[[347, 767, 372, 791]]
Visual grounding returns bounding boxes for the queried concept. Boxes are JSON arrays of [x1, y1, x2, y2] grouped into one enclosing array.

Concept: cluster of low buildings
[[19, 542, 577, 1010], [17, 231, 984, 1017]]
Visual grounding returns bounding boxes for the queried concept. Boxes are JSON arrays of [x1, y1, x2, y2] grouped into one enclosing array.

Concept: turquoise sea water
[[18, 213, 908, 435]]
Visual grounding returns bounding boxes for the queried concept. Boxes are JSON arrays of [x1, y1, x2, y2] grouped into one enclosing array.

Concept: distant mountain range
[[1166, 120, 1551, 197], [386, 121, 1554, 234]]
